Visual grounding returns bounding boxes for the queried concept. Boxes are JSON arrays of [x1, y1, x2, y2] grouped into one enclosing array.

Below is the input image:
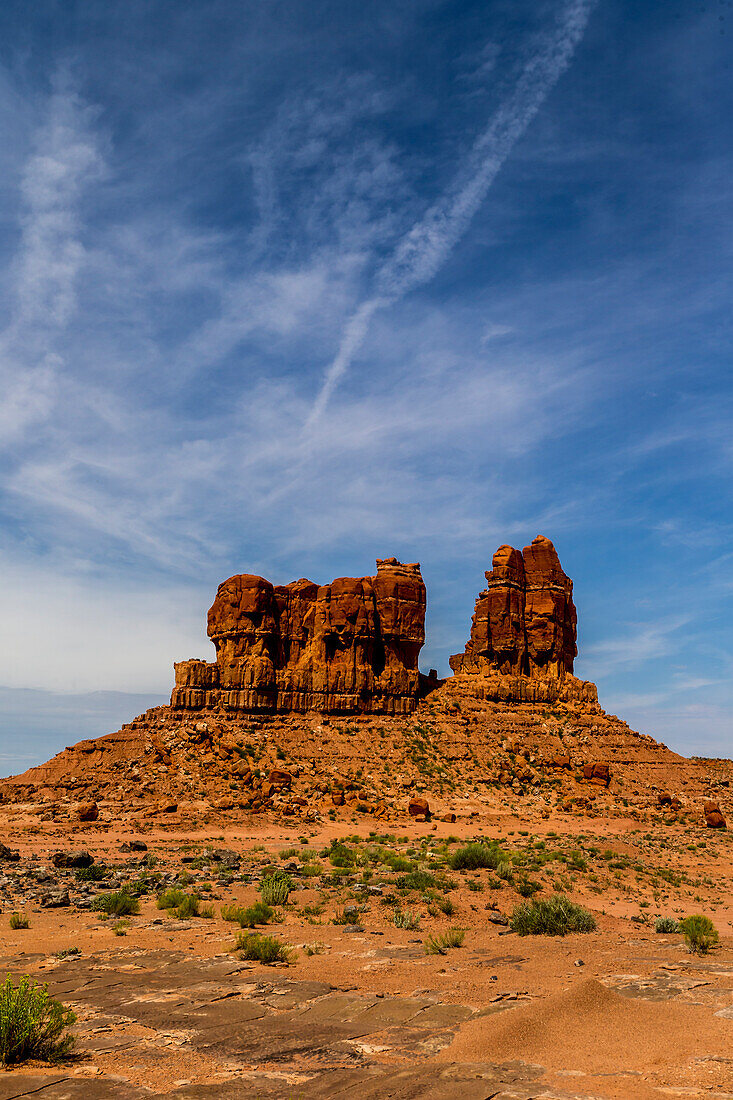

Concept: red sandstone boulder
[[582, 762, 610, 786], [75, 801, 99, 822], [267, 769, 292, 789], [408, 797, 431, 820], [704, 800, 726, 828]]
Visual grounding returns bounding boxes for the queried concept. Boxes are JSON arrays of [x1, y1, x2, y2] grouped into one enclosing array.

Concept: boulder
[[75, 800, 99, 822], [704, 800, 726, 828], [52, 850, 93, 869], [268, 768, 292, 789], [408, 797, 431, 820], [0, 843, 20, 862], [40, 889, 70, 908]]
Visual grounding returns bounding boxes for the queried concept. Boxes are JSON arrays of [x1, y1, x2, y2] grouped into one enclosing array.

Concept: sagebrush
[[0, 976, 76, 1065]]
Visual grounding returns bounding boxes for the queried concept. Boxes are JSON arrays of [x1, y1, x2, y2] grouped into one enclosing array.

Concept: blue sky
[[0, 0, 731, 772]]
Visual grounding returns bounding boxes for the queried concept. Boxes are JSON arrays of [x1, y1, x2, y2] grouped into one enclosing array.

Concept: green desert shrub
[[0, 976, 76, 1065], [9, 913, 29, 930], [510, 893, 596, 936], [75, 864, 109, 882], [260, 870, 292, 906], [516, 878, 541, 898], [92, 890, 140, 918], [654, 915, 680, 934], [235, 933, 291, 964], [680, 914, 718, 955], [424, 928, 465, 955], [326, 840, 355, 868], [393, 909, 420, 930], [396, 869, 437, 892], [332, 907, 361, 925], [156, 887, 187, 911], [235, 902, 274, 928], [174, 893, 200, 919], [157, 888, 200, 919], [448, 842, 505, 871]]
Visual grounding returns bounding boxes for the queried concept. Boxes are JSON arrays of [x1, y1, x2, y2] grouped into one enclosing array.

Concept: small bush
[[332, 907, 361, 925], [75, 864, 110, 882], [93, 890, 140, 918], [157, 888, 187, 911], [393, 909, 420, 930], [516, 879, 541, 898], [260, 870, 292, 906], [496, 861, 513, 881], [0, 976, 76, 1065], [199, 904, 215, 919], [303, 942, 325, 956], [175, 894, 200, 919], [680, 914, 718, 955], [448, 842, 505, 871], [112, 920, 128, 937], [326, 841, 355, 868], [9, 913, 29, 930], [424, 928, 465, 955], [236, 933, 291, 964], [396, 869, 437, 892], [510, 894, 596, 936], [654, 915, 680, 934], [236, 902, 274, 928]]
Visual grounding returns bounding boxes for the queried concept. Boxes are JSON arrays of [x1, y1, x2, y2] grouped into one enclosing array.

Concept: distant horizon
[[1, 1, 731, 769]]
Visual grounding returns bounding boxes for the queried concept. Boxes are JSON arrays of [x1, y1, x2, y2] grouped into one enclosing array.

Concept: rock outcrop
[[449, 536, 597, 705], [171, 558, 426, 715]]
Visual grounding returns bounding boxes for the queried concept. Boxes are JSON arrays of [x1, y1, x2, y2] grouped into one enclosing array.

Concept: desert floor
[[1, 807, 733, 1099]]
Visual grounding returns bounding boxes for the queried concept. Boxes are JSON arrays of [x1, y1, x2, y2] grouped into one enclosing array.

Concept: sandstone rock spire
[[449, 536, 596, 704]]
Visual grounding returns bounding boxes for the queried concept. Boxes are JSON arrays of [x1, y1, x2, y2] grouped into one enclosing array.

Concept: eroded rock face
[[172, 558, 426, 715], [449, 536, 596, 705]]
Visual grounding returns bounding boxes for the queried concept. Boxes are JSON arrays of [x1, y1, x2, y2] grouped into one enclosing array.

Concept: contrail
[[305, 0, 596, 428]]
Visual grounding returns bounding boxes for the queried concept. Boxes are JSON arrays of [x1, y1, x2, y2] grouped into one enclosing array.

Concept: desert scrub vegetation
[[448, 842, 507, 871], [393, 909, 420, 930], [222, 902, 274, 928], [260, 870, 292, 906], [75, 863, 110, 882], [654, 915, 680, 933], [235, 933, 292, 964], [680, 914, 718, 955], [9, 913, 29, 930], [0, 976, 76, 1065], [424, 928, 465, 955], [92, 890, 140, 918], [510, 894, 596, 936], [157, 888, 201, 918]]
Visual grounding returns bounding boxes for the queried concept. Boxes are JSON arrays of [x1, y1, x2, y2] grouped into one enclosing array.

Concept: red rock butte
[[449, 535, 597, 705], [171, 557, 426, 715]]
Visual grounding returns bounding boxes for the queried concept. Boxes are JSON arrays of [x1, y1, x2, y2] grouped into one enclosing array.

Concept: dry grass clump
[[680, 914, 718, 955], [510, 893, 596, 936], [424, 928, 464, 954], [235, 933, 292, 964]]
